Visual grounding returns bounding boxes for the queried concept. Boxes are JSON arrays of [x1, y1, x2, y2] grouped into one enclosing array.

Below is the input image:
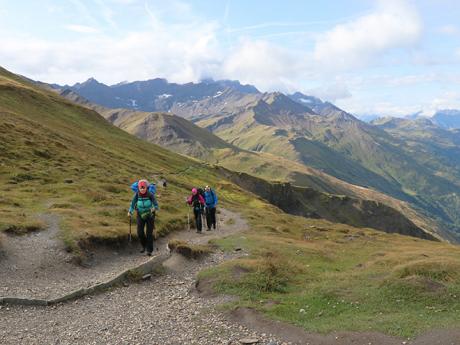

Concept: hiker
[[187, 188, 205, 233], [204, 185, 218, 230], [128, 179, 159, 256]]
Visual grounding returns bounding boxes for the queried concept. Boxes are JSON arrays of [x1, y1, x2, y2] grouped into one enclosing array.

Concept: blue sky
[[0, 0, 460, 116]]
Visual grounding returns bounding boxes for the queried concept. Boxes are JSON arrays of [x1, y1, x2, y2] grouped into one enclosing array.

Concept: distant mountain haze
[[61, 77, 259, 113], [432, 109, 460, 129]]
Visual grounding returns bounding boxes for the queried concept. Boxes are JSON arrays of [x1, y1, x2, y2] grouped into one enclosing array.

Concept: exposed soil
[[0, 213, 154, 299], [0, 208, 245, 300], [227, 308, 460, 345]]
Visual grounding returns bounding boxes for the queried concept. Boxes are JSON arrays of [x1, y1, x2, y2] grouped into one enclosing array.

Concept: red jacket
[[187, 194, 205, 207]]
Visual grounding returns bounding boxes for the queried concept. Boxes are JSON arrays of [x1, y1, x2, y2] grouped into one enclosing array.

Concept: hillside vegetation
[[0, 67, 228, 255], [59, 77, 460, 238], [1, 66, 460, 337], [187, 91, 460, 238], [56, 88, 446, 240]]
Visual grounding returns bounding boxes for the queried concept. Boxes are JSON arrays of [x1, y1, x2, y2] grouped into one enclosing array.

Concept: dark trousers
[[137, 213, 155, 253], [205, 207, 216, 229], [193, 207, 202, 232]]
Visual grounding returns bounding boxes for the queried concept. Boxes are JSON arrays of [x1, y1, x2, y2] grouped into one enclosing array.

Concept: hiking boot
[[147, 252, 152, 256], [196, 230, 202, 234], [140, 248, 146, 253], [206, 228, 211, 231]]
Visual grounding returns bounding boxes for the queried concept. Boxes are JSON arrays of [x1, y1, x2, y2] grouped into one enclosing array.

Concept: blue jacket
[[204, 190, 218, 208]]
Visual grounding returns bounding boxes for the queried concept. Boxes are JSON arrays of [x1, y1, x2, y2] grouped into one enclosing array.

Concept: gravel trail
[[1, 209, 286, 345], [2, 209, 458, 345]]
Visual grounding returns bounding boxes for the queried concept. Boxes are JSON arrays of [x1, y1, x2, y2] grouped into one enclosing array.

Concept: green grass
[[201, 206, 460, 338], [0, 220, 46, 235], [0, 68, 237, 257], [2, 66, 460, 337], [168, 239, 214, 259]]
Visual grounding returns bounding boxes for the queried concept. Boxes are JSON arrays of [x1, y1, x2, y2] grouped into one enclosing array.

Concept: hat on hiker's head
[[138, 179, 149, 189], [205, 185, 210, 190], [192, 188, 198, 195]]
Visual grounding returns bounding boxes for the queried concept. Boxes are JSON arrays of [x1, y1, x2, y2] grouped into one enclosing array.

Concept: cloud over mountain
[[313, 0, 422, 71]]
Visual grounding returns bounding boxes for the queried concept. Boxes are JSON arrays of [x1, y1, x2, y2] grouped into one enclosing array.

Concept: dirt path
[[1, 209, 459, 345], [0, 208, 285, 345], [0, 213, 156, 300], [0, 208, 243, 300]]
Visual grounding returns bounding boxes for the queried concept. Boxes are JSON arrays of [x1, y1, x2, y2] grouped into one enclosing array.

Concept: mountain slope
[[54, 76, 460, 238], [54, 86, 446, 240], [0, 66, 256, 255], [191, 93, 460, 236]]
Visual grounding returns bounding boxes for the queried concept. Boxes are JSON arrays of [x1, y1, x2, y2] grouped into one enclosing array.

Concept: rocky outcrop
[[218, 168, 438, 241]]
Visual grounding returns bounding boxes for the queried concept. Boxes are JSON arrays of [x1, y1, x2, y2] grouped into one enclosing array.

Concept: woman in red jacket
[[187, 188, 205, 233]]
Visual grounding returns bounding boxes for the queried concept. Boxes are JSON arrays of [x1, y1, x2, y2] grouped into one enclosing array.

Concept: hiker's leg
[[205, 207, 212, 230], [198, 209, 203, 231], [145, 215, 154, 253], [211, 207, 217, 229], [194, 208, 202, 231], [137, 214, 147, 249]]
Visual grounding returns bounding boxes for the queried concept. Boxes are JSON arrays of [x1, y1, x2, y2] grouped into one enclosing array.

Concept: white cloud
[[422, 91, 460, 116], [305, 83, 352, 102], [2, 0, 457, 122], [65, 24, 100, 34], [337, 89, 460, 118], [219, 38, 308, 92], [337, 98, 421, 117], [313, 0, 422, 71], [0, 14, 222, 85], [438, 25, 460, 36]]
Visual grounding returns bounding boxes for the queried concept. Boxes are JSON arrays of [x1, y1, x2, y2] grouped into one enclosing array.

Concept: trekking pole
[[187, 207, 190, 231], [129, 214, 132, 242], [202, 207, 206, 230]]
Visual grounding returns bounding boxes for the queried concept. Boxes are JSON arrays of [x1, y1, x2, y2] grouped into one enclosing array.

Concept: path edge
[[0, 252, 170, 307]]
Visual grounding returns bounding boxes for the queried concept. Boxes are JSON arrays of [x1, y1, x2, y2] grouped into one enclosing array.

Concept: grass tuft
[[168, 239, 213, 259], [0, 220, 46, 235]]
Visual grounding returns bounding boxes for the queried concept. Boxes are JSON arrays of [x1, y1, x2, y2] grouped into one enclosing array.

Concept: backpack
[[131, 181, 156, 195]]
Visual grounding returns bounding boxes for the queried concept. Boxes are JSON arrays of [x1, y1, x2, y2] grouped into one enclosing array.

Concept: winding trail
[[1, 209, 459, 344], [0, 213, 155, 300], [0, 208, 245, 301]]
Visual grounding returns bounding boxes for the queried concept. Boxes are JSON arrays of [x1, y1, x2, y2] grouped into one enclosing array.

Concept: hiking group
[[128, 179, 218, 255], [186, 185, 218, 233]]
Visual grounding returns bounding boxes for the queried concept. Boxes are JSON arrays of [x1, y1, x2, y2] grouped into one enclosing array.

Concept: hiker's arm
[[128, 194, 137, 215], [150, 193, 159, 210], [213, 192, 218, 207], [186, 196, 192, 205], [199, 195, 205, 205]]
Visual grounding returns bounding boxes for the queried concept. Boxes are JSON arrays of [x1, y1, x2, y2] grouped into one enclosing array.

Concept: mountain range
[[4, 65, 460, 338], [50, 76, 460, 240]]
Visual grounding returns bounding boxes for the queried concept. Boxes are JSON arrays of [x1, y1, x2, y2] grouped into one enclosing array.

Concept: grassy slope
[[0, 67, 233, 253], [1, 67, 460, 336], [55, 88, 442, 239], [197, 103, 460, 237], [203, 208, 460, 338], [85, 94, 446, 239]]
